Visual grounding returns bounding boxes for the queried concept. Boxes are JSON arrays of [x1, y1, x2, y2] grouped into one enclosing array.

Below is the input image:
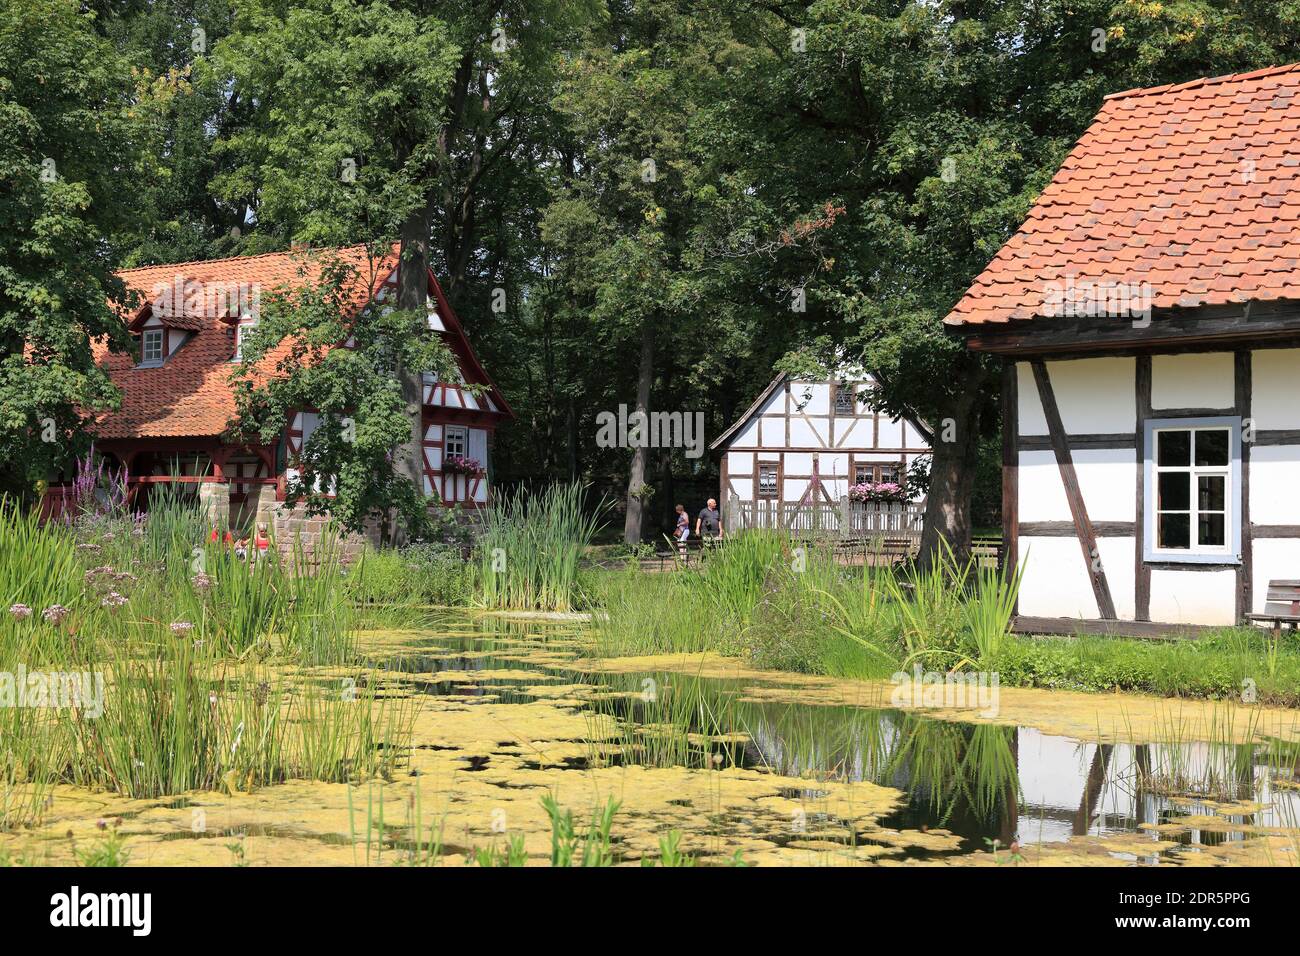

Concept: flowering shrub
[[848, 481, 905, 503], [443, 454, 482, 475]]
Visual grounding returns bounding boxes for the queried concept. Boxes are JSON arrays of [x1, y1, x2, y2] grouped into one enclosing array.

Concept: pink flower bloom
[[170, 621, 194, 636], [9, 603, 32, 621], [42, 605, 69, 624]]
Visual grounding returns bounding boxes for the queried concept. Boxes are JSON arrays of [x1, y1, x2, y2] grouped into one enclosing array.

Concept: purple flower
[[9, 603, 32, 621], [101, 591, 128, 609], [192, 572, 214, 592], [170, 621, 194, 636], [42, 605, 69, 624]]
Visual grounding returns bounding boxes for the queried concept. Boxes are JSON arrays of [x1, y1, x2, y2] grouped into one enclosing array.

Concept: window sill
[[1143, 551, 1241, 566]]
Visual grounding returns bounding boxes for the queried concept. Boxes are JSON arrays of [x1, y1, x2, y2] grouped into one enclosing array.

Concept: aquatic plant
[[476, 482, 604, 612]]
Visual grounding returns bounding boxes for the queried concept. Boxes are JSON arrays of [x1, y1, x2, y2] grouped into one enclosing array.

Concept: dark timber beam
[[1031, 360, 1118, 620], [963, 304, 1300, 355], [1236, 350, 1252, 623], [1001, 361, 1018, 614], [1135, 355, 1152, 622]]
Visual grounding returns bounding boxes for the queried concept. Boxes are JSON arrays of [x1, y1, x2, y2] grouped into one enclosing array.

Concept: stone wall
[[270, 502, 378, 567]]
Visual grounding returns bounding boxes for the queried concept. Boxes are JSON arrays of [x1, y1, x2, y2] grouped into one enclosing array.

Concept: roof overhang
[[958, 301, 1300, 356]]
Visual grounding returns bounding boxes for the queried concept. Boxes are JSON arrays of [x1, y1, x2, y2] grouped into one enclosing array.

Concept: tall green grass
[[476, 483, 603, 612]]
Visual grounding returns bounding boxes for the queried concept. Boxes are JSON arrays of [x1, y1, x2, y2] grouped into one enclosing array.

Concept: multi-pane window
[[141, 328, 164, 364], [833, 382, 857, 416], [233, 320, 256, 362], [853, 463, 901, 485], [1152, 425, 1232, 554], [757, 463, 778, 498], [444, 425, 467, 459]]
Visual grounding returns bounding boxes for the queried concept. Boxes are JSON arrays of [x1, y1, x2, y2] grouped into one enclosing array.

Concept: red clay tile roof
[[945, 63, 1300, 328], [91, 244, 420, 440]]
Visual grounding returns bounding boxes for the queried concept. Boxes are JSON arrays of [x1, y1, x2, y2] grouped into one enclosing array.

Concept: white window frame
[[444, 425, 467, 459], [1143, 416, 1241, 564], [233, 319, 257, 362], [140, 328, 164, 365], [757, 462, 779, 499]]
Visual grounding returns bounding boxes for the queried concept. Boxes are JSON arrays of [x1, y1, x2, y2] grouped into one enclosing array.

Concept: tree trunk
[[394, 200, 432, 543], [623, 318, 655, 545], [916, 359, 989, 572]]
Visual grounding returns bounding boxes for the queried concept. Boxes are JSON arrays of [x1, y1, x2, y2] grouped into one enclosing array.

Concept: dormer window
[[233, 320, 257, 362], [140, 328, 164, 366]]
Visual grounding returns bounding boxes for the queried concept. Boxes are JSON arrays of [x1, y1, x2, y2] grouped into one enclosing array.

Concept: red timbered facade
[[58, 244, 512, 529]]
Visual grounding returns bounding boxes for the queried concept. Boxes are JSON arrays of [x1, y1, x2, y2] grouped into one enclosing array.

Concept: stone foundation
[[270, 502, 377, 567]]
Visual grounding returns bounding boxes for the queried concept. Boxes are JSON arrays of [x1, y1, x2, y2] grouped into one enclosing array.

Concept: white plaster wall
[[836, 419, 869, 447], [1043, 357, 1137, 433], [760, 417, 784, 445], [1017, 537, 1100, 619], [800, 383, 829, 415], [1017, 362, 1048, 436], [1249, 444, 1300, 525], [729, 478, 753, 499], [727, 451, 753, 475], [1252, 538, 1300, 615], [1147, 569, 1237, 626], [785, 417, 816, 446], [1018, 450, 1070, 522], [1097, 537, 1136, 621], [1151, 352, 1234, 410], [819, 452, 850, 477], [877, 417, 904, 447], [1074, 448, 1137, 523], [734, 418, 760, 446], [1250, 348, 1300, 429], [783, 478, 809, 500], [785, 452, 816, 475]]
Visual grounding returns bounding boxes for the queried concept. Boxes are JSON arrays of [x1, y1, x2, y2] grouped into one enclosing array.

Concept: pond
[[5, 611, 1299, 866]]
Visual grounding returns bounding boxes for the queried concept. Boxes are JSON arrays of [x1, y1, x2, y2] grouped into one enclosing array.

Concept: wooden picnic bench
[[1245, 579, 1300, 639]]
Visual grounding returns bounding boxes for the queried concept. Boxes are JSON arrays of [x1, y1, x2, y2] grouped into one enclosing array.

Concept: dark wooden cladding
[[1018, 433, 1136, 451], [1030, 360, 1118, 620], [1254, 429, 1300, 445], [1001, 360, 1018, 615], [1236, 350, 1252, 623], [1013, 615, 1215, 640], [962, 304, 1300, 355], [1252, 525, 1300, 538], [1146, 406, 1236, 419], [1021, 521, 1135, 536], [1135, 354, 1152, 622]]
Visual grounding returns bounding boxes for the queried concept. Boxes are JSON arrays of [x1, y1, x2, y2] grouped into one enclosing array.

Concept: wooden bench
[[1245, 579, 1300, 639]]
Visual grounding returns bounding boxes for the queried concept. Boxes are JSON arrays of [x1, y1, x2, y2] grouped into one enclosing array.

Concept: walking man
[[695, 497, 724, 548]]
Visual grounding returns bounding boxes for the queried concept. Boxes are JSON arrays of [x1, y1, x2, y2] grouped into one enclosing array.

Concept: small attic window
[[140, 328, 164, 366]]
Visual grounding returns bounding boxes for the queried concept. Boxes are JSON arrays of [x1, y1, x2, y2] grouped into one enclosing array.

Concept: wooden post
[[838, 495, 850, 539]]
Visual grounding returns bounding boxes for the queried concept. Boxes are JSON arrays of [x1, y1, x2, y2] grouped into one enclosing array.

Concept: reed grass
[[476, 483, 604, 612]]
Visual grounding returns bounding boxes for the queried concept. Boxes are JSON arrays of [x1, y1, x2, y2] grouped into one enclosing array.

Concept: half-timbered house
[[711, 371, 931, 528], [947, 64, 1300, 632], [61, 244, 512, 540]]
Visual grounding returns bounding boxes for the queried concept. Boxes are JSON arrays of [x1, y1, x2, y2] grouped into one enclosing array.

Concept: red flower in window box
[[443, 454, 482, 475]]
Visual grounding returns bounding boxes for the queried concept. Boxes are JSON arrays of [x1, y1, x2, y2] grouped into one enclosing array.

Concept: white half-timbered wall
[[719, 374, 931, 507], [1009, 348, 1300, 627]]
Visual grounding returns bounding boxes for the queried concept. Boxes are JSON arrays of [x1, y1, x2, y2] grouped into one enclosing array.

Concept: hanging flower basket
[[443, 455, 482, 476], [848, 481, 905, 503]]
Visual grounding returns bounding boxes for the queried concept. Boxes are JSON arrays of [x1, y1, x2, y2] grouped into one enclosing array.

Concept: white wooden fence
[[725, 495, 923, 539]]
